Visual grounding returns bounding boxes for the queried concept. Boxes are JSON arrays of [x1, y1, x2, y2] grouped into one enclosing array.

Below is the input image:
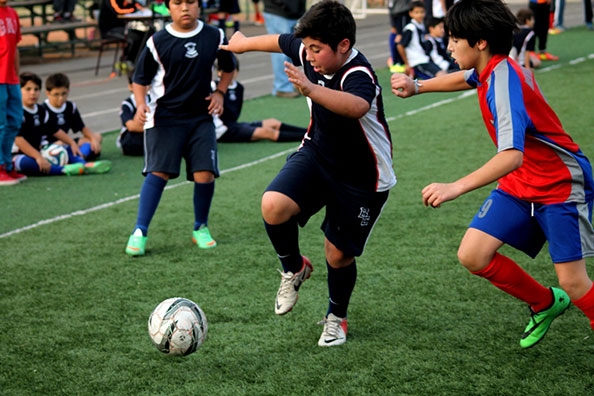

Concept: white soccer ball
[[40, 144, 68, 166], [148, 297, 208, 356]]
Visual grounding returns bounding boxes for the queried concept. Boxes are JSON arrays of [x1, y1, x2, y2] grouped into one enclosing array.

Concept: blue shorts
[[266, 149, 390, 257], [143, 119, 219, 181], [469, 189, 594, 263]]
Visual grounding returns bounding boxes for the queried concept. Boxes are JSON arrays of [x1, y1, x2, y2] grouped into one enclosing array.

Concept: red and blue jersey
[[464, 54, 593, 204]]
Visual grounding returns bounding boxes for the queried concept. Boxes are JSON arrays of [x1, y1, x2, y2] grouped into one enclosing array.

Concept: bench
[[20, 21, 98, 56], [11, 0, 52, 25]]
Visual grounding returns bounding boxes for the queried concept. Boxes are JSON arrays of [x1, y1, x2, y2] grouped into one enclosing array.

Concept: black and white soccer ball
[[148, 297, 208, 356]]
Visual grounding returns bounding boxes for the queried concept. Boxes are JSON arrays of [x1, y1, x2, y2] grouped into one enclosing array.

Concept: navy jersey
[[133, 21, 236, 128], [220, 80, 244, 124], [278, 34, 396, 192], [43, 99, 85, 142], [16, 104, 59, 152], [510, 26, 536, 67], [119, 94, 137, 134]]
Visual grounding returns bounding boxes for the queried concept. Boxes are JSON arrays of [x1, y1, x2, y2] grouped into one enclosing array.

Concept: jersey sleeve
[[464, 69, 479, 88], [70, 103, 86, 132], [340, 67, 377, 105], [133, 36, 159, 86], [217, 32, 237, 73], [278, 33, 303, 66], [399, 29, 413, 48], [120, 100, 135, 125], [45, 110, 59, 136]]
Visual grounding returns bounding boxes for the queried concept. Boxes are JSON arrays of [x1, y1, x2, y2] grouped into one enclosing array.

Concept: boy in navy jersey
[[117, 71, 145, 156], [222, 0, 396, 346], [14, 72, 111, 176], [125, 0, 236, 256], [392, 0, 594, 348]]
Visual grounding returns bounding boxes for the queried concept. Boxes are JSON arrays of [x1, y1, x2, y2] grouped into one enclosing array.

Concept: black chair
[[95, 34, 128, 76]]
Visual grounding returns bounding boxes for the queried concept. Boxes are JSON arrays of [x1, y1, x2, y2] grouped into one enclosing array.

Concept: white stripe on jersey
[[145, 36, 166, 130]]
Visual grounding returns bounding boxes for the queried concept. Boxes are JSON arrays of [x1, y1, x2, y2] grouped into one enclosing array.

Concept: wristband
[[414, 79, 422, 95], [214, 89, 226, 96]]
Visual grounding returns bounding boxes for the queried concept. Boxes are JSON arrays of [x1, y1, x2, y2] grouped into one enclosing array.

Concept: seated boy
[[425, 17, 458, 73], [43, 73, 105, 163], [212, 63, 307, 143], [510, 8, 541, 71], [117, 71, 145, 156], [13, 72, 111, 176], [397, 1, 445, 78]]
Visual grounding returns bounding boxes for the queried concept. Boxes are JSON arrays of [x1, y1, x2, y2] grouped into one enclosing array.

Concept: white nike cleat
[[317, 313, 348, 347], [274, 256, 313, 315]]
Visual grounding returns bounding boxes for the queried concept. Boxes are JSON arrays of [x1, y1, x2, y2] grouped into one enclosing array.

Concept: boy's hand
[[89, 134, 102, 154], [70, 143, 83, 158], [206, 91, 224, 116], [219, 31, 247, 53], [421, 182, 463, 208], [284, 61, 313, 96], [136, 104, 150, 124], [36, 156, 52, 173], [391, 73, 415, 98]]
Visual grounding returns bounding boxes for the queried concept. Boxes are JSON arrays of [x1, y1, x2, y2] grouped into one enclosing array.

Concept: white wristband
[[414, 79, 422, 95]]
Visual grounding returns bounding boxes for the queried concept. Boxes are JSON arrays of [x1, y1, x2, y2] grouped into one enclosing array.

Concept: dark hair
[[164, 0, 201, 9], [46, 73, 70, 91], [294, 0, 356, 51], [445, 0, 518, 55], [20, 72, 42, 89], [409, 0, 425, 12], [427, 17, 444, 29], [516, 8, 534, 25]]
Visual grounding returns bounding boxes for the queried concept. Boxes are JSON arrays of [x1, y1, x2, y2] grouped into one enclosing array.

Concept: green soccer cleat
[[61, 162, 85, 176], [192, 226, 217, 249], [84, 160, 112, 174], [126, 229, 147, 256], [520, 287, 570, 348]]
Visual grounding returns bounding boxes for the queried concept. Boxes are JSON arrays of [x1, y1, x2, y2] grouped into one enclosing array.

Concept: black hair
[[20, 72, 42, 89], [294, 0, 356, 51], [427, 17, 444, 29], [164, 0, 201, 9], [409, 0, 425, 12], [445, 0, 518, 55], [516, 8, 534, 25], [45, 73, 70, 91]]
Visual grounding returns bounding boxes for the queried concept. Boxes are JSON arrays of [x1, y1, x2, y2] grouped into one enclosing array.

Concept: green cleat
[[84, 160, 112, 174], [192, 225, 217, 249], [61, 162, 85, 176], [520, 287, 570, 348], [126, 229, 147, 256]]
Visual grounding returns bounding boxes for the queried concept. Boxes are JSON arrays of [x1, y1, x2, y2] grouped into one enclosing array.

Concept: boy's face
[[169, 0, 199, 32], [409, 7, 425, 23], [302, 37, 349, 76], [0, 0, 7, 7], [526, 16, 534, 27], [21, 81, 41, 108], [447, 36, 480, 70], [46, 87, 69, 108], [429, 22, 445, 38]]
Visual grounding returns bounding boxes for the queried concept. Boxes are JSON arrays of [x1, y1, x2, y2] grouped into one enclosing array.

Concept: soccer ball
[[148, 297, 208, 356], [40, 144, 69, 166]]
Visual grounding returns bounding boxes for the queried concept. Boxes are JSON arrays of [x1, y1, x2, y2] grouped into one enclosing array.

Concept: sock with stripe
[[263, 217, 302, 274], [326, 259, 357, 318]]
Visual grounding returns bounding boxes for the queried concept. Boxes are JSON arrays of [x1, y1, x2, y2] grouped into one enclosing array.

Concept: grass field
[[1, 28, 594, 396]]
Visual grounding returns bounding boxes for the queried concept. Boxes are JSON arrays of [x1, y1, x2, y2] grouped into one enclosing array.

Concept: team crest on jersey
[[57, 113, 65, 126], [184, 42, 198, 58], [33, 115, 40, 127], [317, 81, 325, 87]]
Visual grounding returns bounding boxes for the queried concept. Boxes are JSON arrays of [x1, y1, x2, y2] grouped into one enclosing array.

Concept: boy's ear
[[476, 39, 488, 51], [338, 38, 350, 54]]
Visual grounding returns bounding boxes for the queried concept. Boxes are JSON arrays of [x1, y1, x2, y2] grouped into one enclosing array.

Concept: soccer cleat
[[62, 163, 85, 176], [318, 313, 348, 347], [274, 256, 313, 315], [0, 166, 19, 186], [389, 63, 406, 73], [192, 225, 217, 249], [126, 228, 147, 256], [7, 168, 27, 182], [84, 160, 112, 174], [520, 287, 570, 348], [538, 52, 559, 61]]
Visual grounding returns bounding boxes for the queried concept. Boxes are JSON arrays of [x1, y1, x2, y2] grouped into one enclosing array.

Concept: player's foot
[[318, 313, 348, 347], [84, 160, 112, 174], [538, 52, 559, 61], [6, 168, 27, 183], [548, 27, 564, 35], [0, 166, 19, 186], [192, 225, 217, 249], [254, 13, 264, 25], [274, 256, 313, 315], [126, 228, 147, 256], [62, 163, 85, 176], [520, 287, 570, 348], [389, 63, 406, 73]]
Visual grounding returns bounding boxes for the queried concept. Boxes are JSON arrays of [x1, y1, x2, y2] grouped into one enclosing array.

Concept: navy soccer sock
[[193, 181, 215, 230], [65, 145, 85, 164], [326, 259, 357, 318], [17, 155, 63, 175], [79, 142, 92, 159], [134, 173, 167, 236], [389, 32, 398, 64], [263, 217, 302, 274]]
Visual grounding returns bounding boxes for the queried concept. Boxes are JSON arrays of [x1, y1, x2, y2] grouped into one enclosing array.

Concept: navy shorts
[[143, 119, 219, 181], [469, 189, 594, 263], [414, 62, 443, 79], [218, 121, 261, 143], [266, 149, 390, 257]]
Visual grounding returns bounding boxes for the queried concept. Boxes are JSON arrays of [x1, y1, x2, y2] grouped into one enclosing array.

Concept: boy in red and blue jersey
[[392, 0, 594, 348]]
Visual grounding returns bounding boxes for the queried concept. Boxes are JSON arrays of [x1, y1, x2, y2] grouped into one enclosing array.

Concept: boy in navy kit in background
[[222, 0, 396, 346], [125, 0, 236, 256], [392, 0, 594, 348], [117, 70, 145, 156]]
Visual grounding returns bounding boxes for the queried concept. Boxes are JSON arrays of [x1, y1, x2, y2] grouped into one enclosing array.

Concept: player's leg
[[3, 85, 25, 181], [13, 153, 71, 176], [555, 259, 594, 330]]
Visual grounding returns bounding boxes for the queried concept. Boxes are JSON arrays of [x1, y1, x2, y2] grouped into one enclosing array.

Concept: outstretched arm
[[391, 70, 473, 98], [219, 31, 283, 54], [422, 149, 523, 208]]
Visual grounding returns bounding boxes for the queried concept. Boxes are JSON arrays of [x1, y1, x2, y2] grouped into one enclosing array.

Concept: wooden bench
[[21, 20, 98, 56], [11, 0, 52, 25]]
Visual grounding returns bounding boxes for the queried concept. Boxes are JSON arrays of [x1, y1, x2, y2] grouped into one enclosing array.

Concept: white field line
[[2, 54, 592, 239]]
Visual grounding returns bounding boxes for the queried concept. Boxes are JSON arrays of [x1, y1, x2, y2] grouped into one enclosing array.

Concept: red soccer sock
[[571, 283, 594, 331], [472, 252, 553, 312]]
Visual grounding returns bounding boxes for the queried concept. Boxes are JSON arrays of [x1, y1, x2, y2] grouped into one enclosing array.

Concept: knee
[[324, 240, 354, 268], [457, 245, 490, 273], [261, 192, 297, 224], [557, 276, 590, 300], [193, 171, 214, 183]]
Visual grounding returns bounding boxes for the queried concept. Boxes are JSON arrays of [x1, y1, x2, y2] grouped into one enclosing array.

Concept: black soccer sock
[[263, 217, 303, 274], [193, 181, 215, 230], [277, 124, 307, 142], [135, 173, 167, 236], [326, 259, 357, 318]]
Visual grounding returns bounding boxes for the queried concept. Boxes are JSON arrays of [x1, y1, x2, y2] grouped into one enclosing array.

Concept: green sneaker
[[61, 162, 85, 176], [125, 229, 147, 256], [520, 287, 570, 348], [84, 160, 112, 174], [192, 226, 217, 249]]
